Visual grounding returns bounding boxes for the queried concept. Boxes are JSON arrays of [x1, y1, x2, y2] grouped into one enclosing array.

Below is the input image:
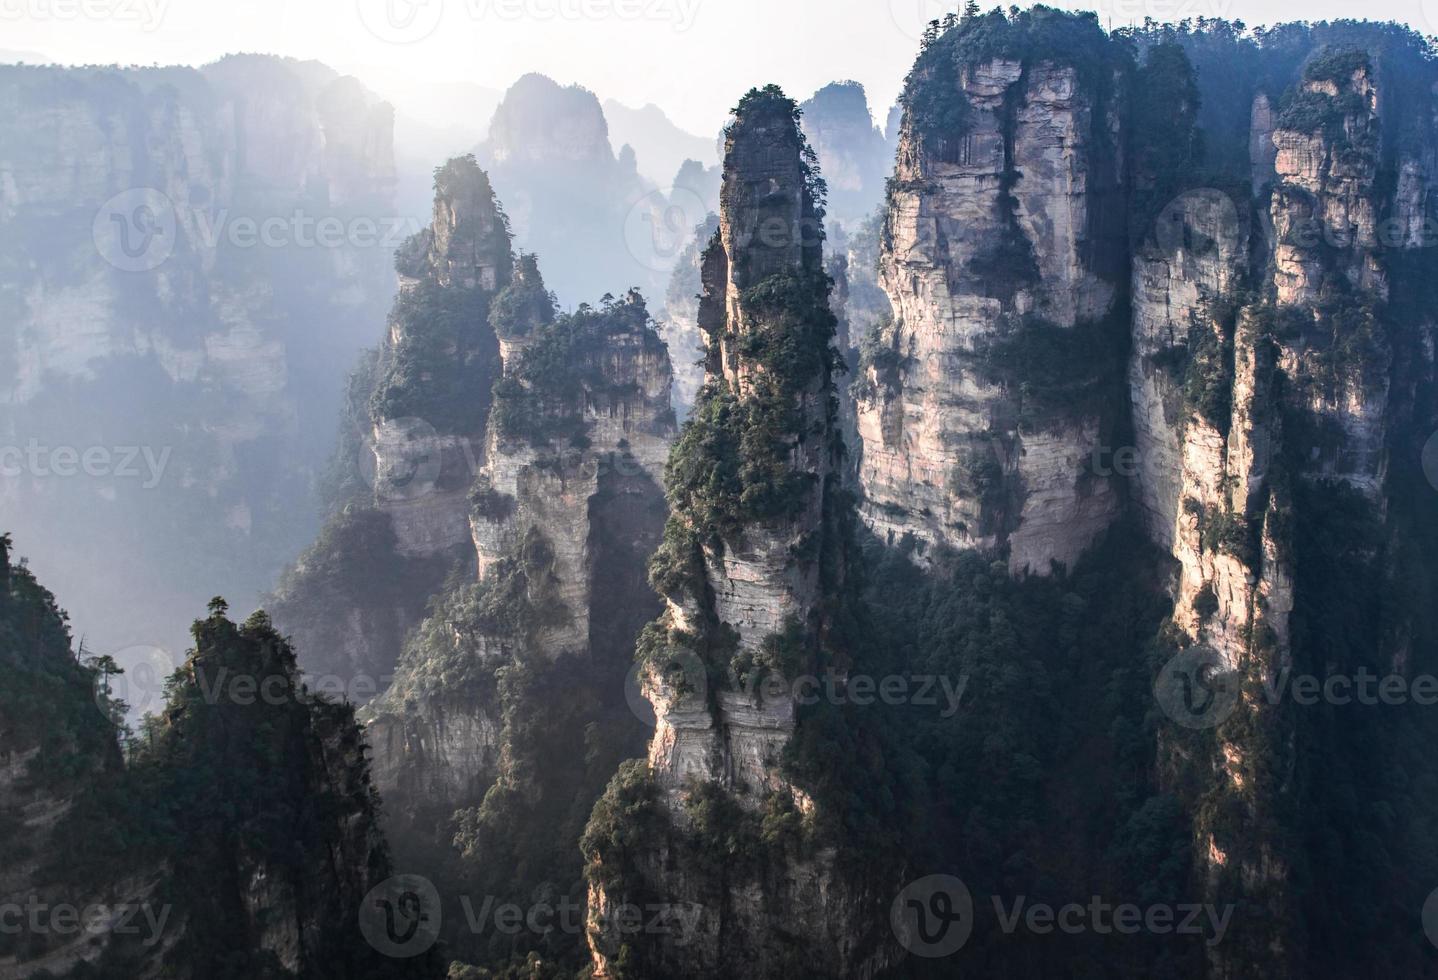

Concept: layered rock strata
[[269, 156, 511, 697], [854, 33, 1127, 573], [365, 269, 674, 828], [585, 86, 889, 980]]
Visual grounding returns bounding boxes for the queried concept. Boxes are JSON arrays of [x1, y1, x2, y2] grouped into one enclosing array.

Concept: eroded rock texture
[[268, 156, 512, 699], [361, 262, 674, 913], [584, 86, 891, 980], [853, 36, 1128, 573], [0, 55, 398, 662]]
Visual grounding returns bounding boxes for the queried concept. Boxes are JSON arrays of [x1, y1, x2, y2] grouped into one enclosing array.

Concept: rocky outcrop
[[0, 55, 398, 667], [269, 156, 511, 697], [799, 81, 890, 230], [1267, 60, 1391, 496], [584, 86, 890, 980], [474, 294, 672, 658], [0, 535, 143, 978], [1128, 38, 1438, 979], [372, 156, 513, 557], [1135, 54, 1397, 666], [854, 22, 1127, 573], [0, 537, 422, 978], [364, 267, 674, 840], [475, 73, 658, 305]]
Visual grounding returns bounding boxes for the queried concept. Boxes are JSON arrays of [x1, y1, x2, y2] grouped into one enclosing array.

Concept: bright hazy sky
[[3, 0, 1433, 134]]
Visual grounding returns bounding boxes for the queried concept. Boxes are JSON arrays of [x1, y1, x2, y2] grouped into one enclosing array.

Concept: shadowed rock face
[[1132, 52, 1417, 673], [362, 276, 674, 914], [1122, 36, 1438, 978], [0, 536, 424, 978]]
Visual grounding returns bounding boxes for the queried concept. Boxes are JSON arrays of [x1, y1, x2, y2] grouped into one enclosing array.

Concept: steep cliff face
[[0, 55, 398, 668], [371, 156, 513, 557], [0, 535, 424, 978], [366, 281, 674, 817], [475, 73, 658, 305], [269, 155, 511, 698], [132, 604, 421, 978], [333, 240, 678, 977], [1128, 29, 1438, 979], [1136, 46, 1409, 722], [583, 86, 890, 980], [661, 213, 720, 418], [0, 534, 138, 977], [854, 16, 1128, 573], [799, 81, 891, 231]]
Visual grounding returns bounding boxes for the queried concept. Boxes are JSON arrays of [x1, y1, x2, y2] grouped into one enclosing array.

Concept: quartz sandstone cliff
[[584, 87, 890, 980], [365, 278, 674, 814], [0, 56, 397, 658], [269, 156, 512, 699], [854, 39, 1127, 573]]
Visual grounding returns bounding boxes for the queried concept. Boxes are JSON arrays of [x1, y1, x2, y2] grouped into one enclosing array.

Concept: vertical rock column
[[366, 267, 674, 817], [854, 41, 1126, 573], [371, 156, 513, 558], [648, 86, 838, 805], [586, 87, 887, 980]]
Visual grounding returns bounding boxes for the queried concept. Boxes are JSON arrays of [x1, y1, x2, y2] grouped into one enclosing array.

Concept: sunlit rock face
[[1133, 55, 1413, 672], [1125, 40, 1438, 979], [854, 39, 1127, 574]]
